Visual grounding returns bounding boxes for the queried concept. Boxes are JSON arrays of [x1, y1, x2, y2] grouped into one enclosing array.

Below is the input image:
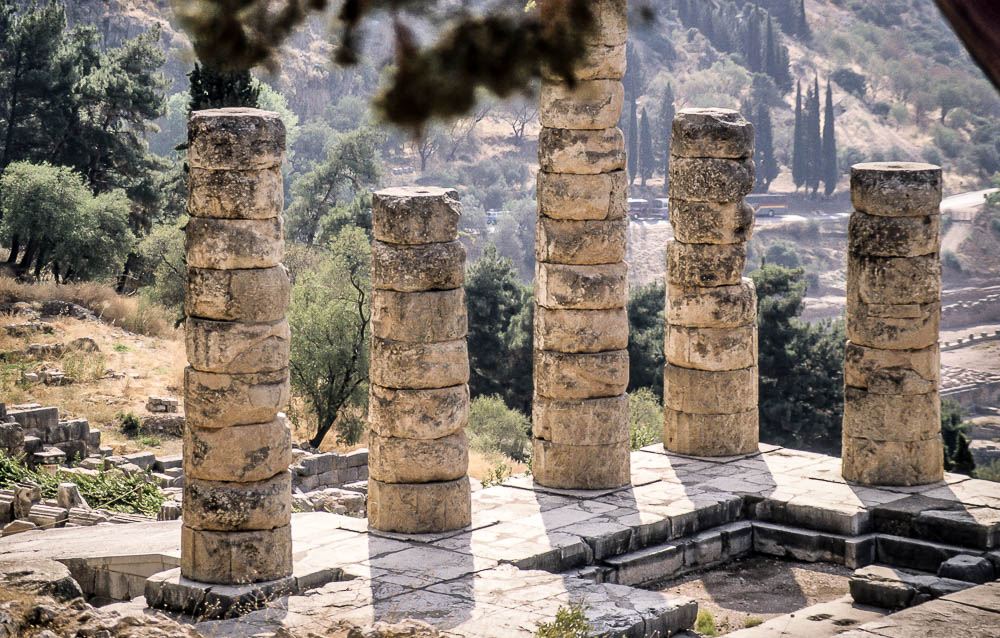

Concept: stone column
[[664, 108, 758, 457], [842, 162, 944, 486], [367, 187, 471, 533], [532, 0, 630, 490], [183, 108, 293, 584]]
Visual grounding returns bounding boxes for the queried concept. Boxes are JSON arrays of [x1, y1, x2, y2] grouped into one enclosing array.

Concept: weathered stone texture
[[842, 387, 941, 440], [847, 302, 940, 351], [186, 318, 290, 374], [372, 187, 461, 245], [181, 524, 292, 584], [371, 240, 465, 292], [848, 211, 940, 257], [664, 323, 757, 371], [188, 167, 282, 219], [669, 199, 755, 244], [666, 279, 757, 328], [535, 262, 628, 310], [537, 170, 627, 220], [367, 476, 472, 534], [666, 241, 746, 288], [540, 80, 624, 130], [369, 432, 469, 483], [533, 349, 629, 400], [844, 341, 939, 395], [531, 438, 630, 489], [542, 43, 626, 81], [668, 157, 755, 202], [538, 127, 626, 175], [850, 162, 942, 217], [187, 108, 285, 170], [591, 0, 628, 46], [186, 266, 290, 323], [848, 254, 941, 305], [182, 472, 292, 531], [368, 384, 469, 440], [534, 307, 628, 353], [535, 217, 627, 265], [842, 436, 944, 486], [370, 338, 470, 390], [184, 367, 289, 429], [532, 394, 629, 446], [670, 108, 754, 159], [663, 407, 759, 457], [186, 217, 283, 270], [183, 418, 291, 482], [663, 364, 758, 415], [371, 289, 467, 343]]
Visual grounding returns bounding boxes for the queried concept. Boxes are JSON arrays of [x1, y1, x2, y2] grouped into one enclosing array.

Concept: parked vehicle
[[627, 198, 650, 219], [746, 194, 788, 216], [650, 198, 670, 220]]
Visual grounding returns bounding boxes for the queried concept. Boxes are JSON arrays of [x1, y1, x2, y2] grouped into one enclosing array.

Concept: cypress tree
[[806, 77, 822, 196], [188, 63, 260, 114], [792, 81, 806, 190], [746, 7, 762, 72], [765, 15, 778, 79], [756, 104, 779, 192], [660, 82, 675, 179], [798, 0, 810, 38], [628, 97, 638, 184], [822, 80, 838, 196], [639, 108, 654, 187], [624, 43, 640, 184]]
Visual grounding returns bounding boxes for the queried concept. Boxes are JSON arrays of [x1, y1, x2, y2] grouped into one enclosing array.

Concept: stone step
[[752, 521, 877, 569], [849, 564, 973, 610], [875, 534, 985, 573], [871, 494, 1000, 550], [724, 595, 889, 638]]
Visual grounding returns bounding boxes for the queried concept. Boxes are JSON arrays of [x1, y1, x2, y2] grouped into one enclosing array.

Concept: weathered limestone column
[[183, 108, 293, 584], [842, 162, 944, 486], [532, 0, 630, 489], [664, 108, 758, 457], [367, 187, 471, 533]]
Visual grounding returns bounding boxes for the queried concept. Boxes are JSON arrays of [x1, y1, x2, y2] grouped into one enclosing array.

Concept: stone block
[[371, 289, 467, 343], [535, 262, 627, 310], [875, 534, 978, 573], [540, 79, 624, 130], [938, 555, 994, 584], [533, 349, 629, 400], [850, 162, 942, 217], [369, 432, 468, 483], [664, 323, 757, 371], [666, 278, 756, 328], [370, 337, 469, 390], [666, 240, 746, 288], [535, 216, 626, 265], [663, 407, 758, 457], [847, 301, 940, 351], [187, 108, 285, 171], [532, 394, 629, 446], [7, 406, 58, 434], [848, 565, 970, 609], [913, 507, 1000, 550], [668, 199, 755, 244], [181, 523, 292, 584], [848, 253, 941, 305], [848, 211, 940, 257], [752, 521, 847, 564], [186, 217, 283, 270], [844, 341, 938, 394], [663, 363, 757, 414], [1, 519, 37, 536], [537, 170, 627, 220], [841, 436, 943, 486], [669, 108, 754, 159], [668, 156, 755, 202], [843, 387, 940, 441], [182, 471, 291, 531], [369, 383, 468, 440], [372, 186, 461, 245], [56, 483, 87, 510], [346, 448, 368, 467], [605, 541, 685, 587], [186, 318, 289, 374], [188, 167, 282, 219], [590, 0, 628, 46], [183, 418, 291, 482], [542, 43, 626, 82], [531, 438, 630, 489], [63, 419, 89, 440], [371, 240, 465, 292], [186, 266, 290, 323], [123, 451, 156, 470], [184, 367, 289, 429], [534, 306, 628, 353], [368, 476, 471, 533], [538, 127, 625, 174]]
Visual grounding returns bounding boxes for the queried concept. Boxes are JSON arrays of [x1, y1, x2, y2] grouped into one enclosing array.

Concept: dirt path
[[942, 220, 973, 254]]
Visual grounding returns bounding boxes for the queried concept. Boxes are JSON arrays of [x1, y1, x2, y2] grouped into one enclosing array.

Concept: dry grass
[[468, 449, 527, 482], [0, 276, 178, 338]]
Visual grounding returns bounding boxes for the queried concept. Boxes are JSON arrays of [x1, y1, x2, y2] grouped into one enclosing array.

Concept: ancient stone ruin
[[532, 0, 631, 489], [842, 162, 944, 485], [368, 186, 472, 533], [664, 108, 759, 457], [182, 108, 293, 584]]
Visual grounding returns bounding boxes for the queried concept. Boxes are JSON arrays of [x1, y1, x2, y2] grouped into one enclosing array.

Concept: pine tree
[[639, 107, 654, 187], [659, 82, 675, 179], [821, 80, 838, 197], [806, 78, 822, 196], [756, 104, 779, 192], [188, 63, 260, 114], [792, 81, 806, 190]]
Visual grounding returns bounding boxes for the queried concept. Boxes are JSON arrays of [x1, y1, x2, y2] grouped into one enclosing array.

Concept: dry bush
[[0, 276, 177, 338]]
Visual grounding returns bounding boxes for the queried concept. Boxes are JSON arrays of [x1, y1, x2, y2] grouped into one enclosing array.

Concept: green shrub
[[974, 460, 1000, 482], [629, 387, 662, 450], [535, 603, 591, 638], [468, 395, 531, 462], [481, 460, 513, 488], [942, 250, 963, 272], [695, 609, 719, 636], [744, 617, 764, 628], [117, 410, 141, 437], [137, 435, 162, 448]]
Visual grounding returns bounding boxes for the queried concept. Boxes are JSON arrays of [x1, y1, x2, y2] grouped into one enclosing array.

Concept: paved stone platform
[[2, 444, 1000, 636]]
